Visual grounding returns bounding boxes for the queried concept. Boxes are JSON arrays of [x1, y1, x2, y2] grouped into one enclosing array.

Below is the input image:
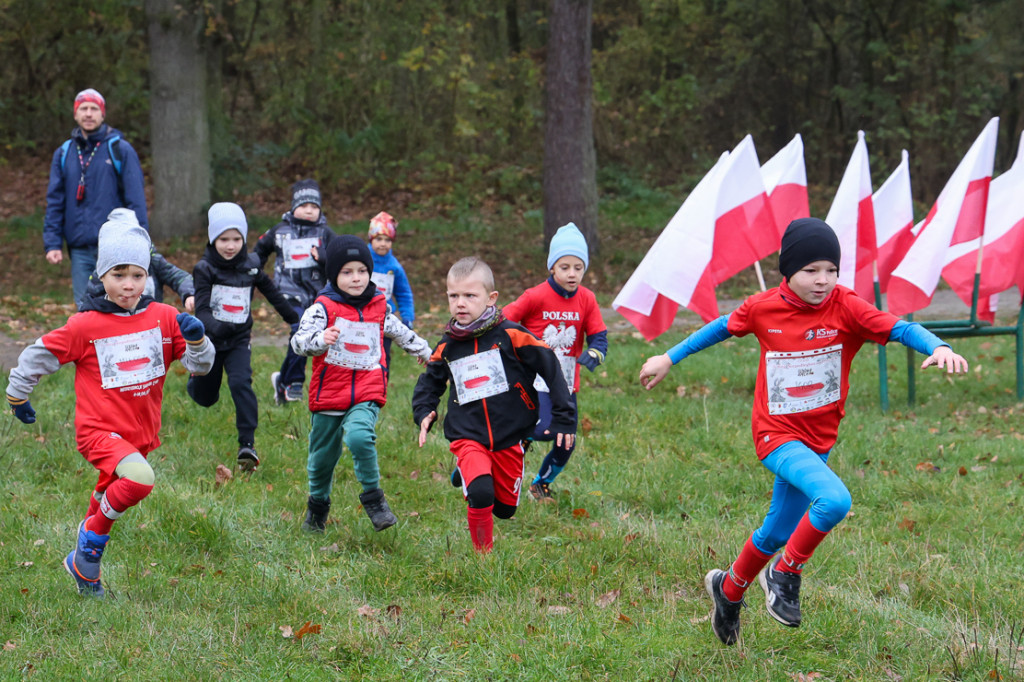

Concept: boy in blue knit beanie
[[502, 222, 608, 500]]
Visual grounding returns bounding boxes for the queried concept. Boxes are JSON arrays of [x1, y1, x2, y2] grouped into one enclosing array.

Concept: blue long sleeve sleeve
[[586, 330, 608, 357], [667, 315, 732, 364], [888, 320, 949, 356]]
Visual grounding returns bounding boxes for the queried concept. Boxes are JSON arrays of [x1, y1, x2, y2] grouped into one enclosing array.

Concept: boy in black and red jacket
[[413, 257, 576, 553]]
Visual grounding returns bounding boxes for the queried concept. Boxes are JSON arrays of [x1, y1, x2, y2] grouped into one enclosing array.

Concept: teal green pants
[[307, 403, 381, 501]]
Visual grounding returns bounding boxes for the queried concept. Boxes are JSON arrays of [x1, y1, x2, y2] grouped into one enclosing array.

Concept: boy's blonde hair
[[447, 257, 494, 291]]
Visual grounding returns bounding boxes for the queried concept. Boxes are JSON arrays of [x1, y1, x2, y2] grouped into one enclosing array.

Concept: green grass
[[2, 330, 1023, 679]]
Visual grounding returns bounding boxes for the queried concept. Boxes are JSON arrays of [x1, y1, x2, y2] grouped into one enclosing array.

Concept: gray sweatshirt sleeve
[[5, 339, 62, 400], [384, 314, 432, 362], [180, 337, 215, 376], [290, 302, 330, 357]]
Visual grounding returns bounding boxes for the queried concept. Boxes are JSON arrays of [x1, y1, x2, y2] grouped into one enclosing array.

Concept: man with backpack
[[44, 88, 148, 306]]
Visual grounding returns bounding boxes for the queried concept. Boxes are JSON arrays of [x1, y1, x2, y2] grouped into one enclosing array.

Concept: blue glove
[[577, 348, 604, 372], [7, 395, 36, 424], [176, 313, 206, 342]]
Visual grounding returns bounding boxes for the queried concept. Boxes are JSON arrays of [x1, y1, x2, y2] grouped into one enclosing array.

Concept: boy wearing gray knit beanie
[[189, 202, 300, 471], [5, 208, 213, 598]]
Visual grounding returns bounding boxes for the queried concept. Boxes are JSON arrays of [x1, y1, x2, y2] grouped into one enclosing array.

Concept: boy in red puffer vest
[[290, 235, 431, 533]]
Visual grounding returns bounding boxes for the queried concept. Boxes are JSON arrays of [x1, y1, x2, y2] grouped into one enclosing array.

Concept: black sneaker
[[301, 496, 331, 533], [359, 488, 397, 532], [704, 568, 744, 646], [450, 467, 462, 488], [237, 445, 260, 472], [529, 481, 553, 501], [759, 555, 802, 627]]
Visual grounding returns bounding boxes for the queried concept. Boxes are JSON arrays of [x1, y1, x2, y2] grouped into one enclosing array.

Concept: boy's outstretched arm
[[888, 321, 968, 373], [412, 347, 448, 447], [640, 315, 733, 390], [290, 303, 332, 357], [384, 313, 431, 364]]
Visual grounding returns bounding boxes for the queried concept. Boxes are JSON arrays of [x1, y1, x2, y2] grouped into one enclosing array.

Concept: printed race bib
[[765, 344, 842, 415], [95, 326, 165, 390], [533, 351, 577, 394], [326, 318, 382, 370], [211, 284, 251, 323], [450, 348, 509, 404], [282, 237, 319, 270], [370, 271, 395, 301]]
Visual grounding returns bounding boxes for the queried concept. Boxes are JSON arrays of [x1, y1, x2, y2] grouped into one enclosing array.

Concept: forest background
[[1, 0, 1022, 241]]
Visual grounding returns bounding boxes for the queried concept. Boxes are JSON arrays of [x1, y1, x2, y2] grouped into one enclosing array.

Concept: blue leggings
[[531, 391, 578, 484], [750, 440, 852, 555]]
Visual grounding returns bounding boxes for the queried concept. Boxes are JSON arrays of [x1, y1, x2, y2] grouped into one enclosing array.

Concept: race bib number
[[282, 237, 319, 270], [95, 326, 166, 390], [326, 318, 382, 370], [765, 344, 842, 415], [533, 351, 577, 394], [450, 348, 509, 404], [211, 284, 251, 323], [370, 271, 395, 301]]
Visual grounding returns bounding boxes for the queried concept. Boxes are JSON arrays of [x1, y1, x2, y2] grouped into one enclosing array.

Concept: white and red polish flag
[[613, 136, 777, 338], [705, 135, 779, 285], [760, 134, 810, 239], [825, 130, 876, 300], [887, 117, 999, 316], [943, 131, 1024, 322], [872, 150, 915, 294], [613, 152, 729, 339]]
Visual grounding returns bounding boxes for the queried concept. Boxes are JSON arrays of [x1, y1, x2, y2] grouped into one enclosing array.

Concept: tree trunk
[[145, 0, 210, 240], [543, 0, 598, 253]]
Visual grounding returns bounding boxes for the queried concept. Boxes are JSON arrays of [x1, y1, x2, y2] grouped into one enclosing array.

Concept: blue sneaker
[[63, 520, 108, 597]]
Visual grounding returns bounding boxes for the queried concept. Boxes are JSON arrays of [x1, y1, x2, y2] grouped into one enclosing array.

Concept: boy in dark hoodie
[[190, 202, 300, 471], [255, 179, 337, 405], [290, 236, 431, 533]]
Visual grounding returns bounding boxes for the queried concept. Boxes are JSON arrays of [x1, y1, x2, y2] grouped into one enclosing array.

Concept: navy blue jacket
[[43, 124, 148, 252]]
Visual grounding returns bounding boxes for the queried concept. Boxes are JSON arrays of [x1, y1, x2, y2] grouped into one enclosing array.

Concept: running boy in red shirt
[[6, 210, 214, 597], [502, 222, 607, 500], [413, 257, 576, 553], [638, 218, 968, 645]]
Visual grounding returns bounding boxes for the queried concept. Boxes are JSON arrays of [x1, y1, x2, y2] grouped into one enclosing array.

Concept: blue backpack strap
[[58, 136, 121, 175], [58, 139, 72, 173], [107, 135, 122, 175]]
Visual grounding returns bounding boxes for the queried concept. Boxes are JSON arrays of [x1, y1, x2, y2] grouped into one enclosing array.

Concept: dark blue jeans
[[280, 304, 308, 387]]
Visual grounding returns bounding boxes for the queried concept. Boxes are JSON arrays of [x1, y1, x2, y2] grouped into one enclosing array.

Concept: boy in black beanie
[[255, 179, 337, 405], [290, 235, 431, 533], [639, 217, 969, 646]]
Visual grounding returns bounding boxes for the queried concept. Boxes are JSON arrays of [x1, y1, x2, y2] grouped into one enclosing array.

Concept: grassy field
[[2, 202, 1023, 679], [2, 323, 1022, 679]]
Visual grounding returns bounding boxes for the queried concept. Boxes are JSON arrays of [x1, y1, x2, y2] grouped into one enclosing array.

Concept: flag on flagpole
[[887, 117, 999, 316], [943, 131, 1024, 322], [760, 134, 809, 240], [706, 135, 778, 285], [825, 130, 876, 300], [872, 150, 915, 294], [614, 136, 777, 339], [613, 153, 729, 339]]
